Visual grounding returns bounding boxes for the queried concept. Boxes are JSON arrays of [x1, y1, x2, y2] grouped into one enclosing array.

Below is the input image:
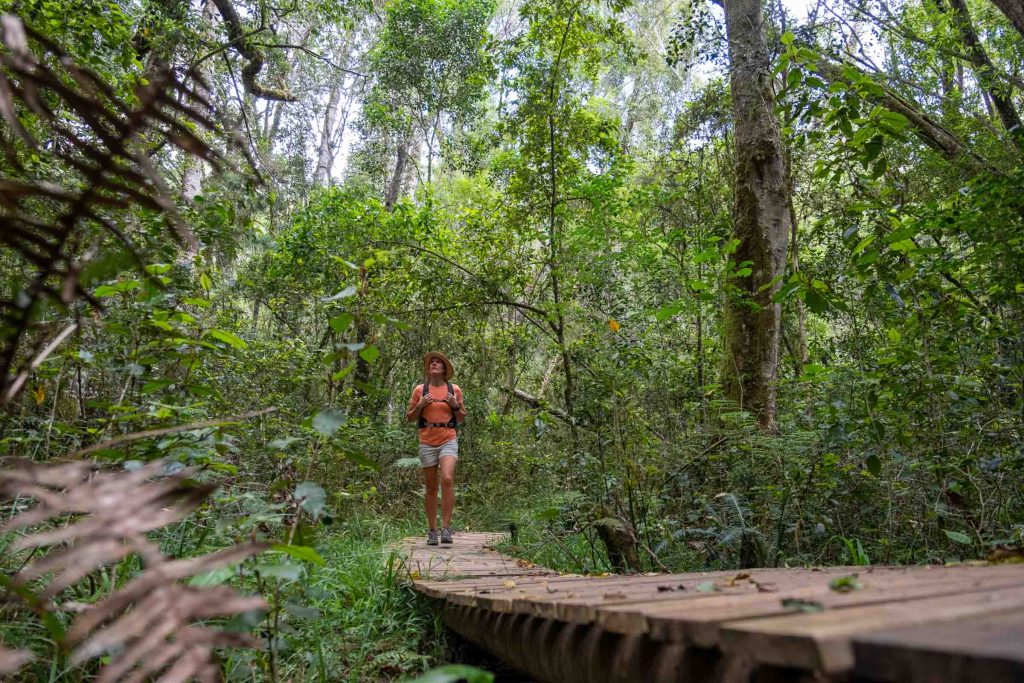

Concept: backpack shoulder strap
[[417, 382, 429, 428]]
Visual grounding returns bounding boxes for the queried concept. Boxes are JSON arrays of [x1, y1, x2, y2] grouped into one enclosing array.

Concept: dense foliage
[[1, 0, 1022, 679]]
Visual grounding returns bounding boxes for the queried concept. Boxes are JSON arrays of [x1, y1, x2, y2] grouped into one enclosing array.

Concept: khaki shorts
[[418, 439, 458, 468]]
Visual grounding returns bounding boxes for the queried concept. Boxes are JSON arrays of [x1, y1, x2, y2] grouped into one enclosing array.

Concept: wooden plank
[[852, 609, 1024, 683], [557, 566, 884, 626], [719, 583, 1024, 674], [416, 573, 591, 598], [445, 575, 655, 609], [604, 564, 1024, 645]]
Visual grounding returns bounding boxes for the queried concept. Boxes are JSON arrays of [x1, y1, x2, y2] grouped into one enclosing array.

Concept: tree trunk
[[988, 0, 1024, 41], [384, 138, 410, 210], [314, 81, 343, 185], [947, 0, 1024, 150], [720, 0, 792, 433]]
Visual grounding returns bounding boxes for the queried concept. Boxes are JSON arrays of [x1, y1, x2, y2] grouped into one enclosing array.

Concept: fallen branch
[[502, 387, 571, 423]]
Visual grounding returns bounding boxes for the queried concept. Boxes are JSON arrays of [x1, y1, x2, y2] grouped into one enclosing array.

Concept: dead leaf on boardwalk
[[503, 580, 516, 589], [695, 581, 719, 593], [726, 572, 751, 587], [603, 592, 627, 600], [516, 559, 535, 569], [752, 581, 777, 593], [409, 570, 422, 580]]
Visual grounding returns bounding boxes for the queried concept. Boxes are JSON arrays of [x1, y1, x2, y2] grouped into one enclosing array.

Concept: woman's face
[[429, 358, 445, 375]]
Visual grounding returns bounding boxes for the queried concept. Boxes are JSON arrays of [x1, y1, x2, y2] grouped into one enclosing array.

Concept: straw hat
[[423, 351, 454, 380]]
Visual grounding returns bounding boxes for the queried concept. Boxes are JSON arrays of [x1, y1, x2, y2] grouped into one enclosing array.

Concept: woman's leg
[[439, 455, 457, 529], [422, 464, 439, 529]]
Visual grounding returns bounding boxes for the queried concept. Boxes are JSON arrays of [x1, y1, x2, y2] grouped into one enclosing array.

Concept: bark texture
[[720, 0, 792, 432]]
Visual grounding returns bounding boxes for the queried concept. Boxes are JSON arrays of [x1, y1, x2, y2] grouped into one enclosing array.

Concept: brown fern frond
[[0, 458, 268, 681], [0, 13, 231, 405]]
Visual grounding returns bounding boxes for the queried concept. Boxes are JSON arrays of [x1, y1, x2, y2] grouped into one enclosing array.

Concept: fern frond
[[0, 458, 268, 681], [0, 13, 225, 405]]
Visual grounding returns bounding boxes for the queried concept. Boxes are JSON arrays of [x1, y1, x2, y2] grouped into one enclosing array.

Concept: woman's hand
[[445, 393, 460, 410], [418, 393, 433, 409]]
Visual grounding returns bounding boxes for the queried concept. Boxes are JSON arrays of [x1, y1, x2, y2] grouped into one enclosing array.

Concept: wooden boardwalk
[[398, 532, 1024, 682]]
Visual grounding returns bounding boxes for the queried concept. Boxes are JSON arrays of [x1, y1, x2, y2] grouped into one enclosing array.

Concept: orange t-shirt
[[409, 382, 464, 446]]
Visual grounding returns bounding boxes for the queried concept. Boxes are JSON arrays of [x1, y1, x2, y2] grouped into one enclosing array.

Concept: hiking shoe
[[440, 526, 453, 544], [427, 529, 439, 546]]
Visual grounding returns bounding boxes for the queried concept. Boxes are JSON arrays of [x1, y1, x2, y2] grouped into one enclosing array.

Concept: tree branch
[[211, 0, 296, 102]]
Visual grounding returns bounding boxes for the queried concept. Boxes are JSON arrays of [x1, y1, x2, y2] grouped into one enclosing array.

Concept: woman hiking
[[406, 352, 465, 545]]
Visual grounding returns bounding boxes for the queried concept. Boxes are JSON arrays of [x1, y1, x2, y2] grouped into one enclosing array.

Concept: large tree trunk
[[988, 0, 1024, 41], [314, 81, 343, 185], [720, 0, 792, 432], [947, 0, 1024, 150]]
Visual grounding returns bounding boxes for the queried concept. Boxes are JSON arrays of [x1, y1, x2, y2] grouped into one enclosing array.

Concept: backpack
[[417, 381, 459, 429]]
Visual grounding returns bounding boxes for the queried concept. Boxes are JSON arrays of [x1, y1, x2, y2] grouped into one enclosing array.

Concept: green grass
[[266, 515, 449, 682]]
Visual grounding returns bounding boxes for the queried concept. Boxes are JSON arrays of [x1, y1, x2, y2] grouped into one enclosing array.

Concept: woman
[[405, 352, 465, 545]]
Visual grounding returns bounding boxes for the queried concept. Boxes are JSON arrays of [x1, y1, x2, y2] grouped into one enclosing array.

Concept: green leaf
[[865, 454, 881, 476], [207, 462, 238, 475], [329, 313, 354, 333], [944, 530, 972, 545], [189, 566, 235, 587], [331, 365, 355, 382], [803, 288, 829, 314], [141, 379, 174, 394], [359, 345, 380, 363], [273, 544, 325, 566], [780, 30, 795, 45], [312, 408, 346, 436], [654, 302, 684, 322], [393, 457, 422, 468], [269, 436, 302, 450], [695, 581, 719, 593], [851, 235, 875, 256], [294, 482, 327, 519], [208, 329, 248, 350], [828, 574, 864, 592], [200, 272, 213, 291], [406, 665, 494, 683]]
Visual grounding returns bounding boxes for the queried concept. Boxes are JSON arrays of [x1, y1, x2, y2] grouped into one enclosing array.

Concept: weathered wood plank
[[851, 609, 1024, 683], [599, 564, 1024, 644], [719, 583, 1024, 674]]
